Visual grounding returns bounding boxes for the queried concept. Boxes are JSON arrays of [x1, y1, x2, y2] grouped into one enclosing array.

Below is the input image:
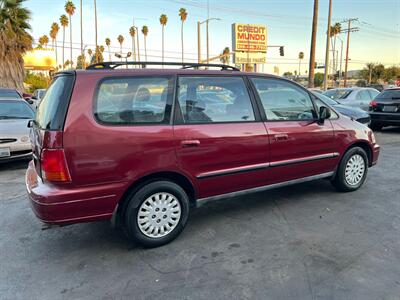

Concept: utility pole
[[206, 20, 209, 63], [308, 0, 318, 88], [323, 0, 332, 91], [197, 22, 201, 63], [343, 18, 359, 87]]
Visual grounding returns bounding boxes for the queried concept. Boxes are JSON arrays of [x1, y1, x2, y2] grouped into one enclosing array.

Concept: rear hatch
[[370, 89, 400, 113], [31, 72, 75, 179]]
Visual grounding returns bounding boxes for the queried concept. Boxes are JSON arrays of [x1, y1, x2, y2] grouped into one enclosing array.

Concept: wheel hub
[[344, 154, 365, 186]]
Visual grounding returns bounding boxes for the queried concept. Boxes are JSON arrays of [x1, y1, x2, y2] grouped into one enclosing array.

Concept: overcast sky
[[27, 0, 400, 74]]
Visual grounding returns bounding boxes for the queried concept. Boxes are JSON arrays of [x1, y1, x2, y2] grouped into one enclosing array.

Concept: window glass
[[323, 89, 352, 100], [0, 100, 34, 119], [0, 89, 21, 99], [356, 90, 371, 100], [178, 77, 255, 124], [376, 89, 400, 101], [368, 89, 379, 99], [95, 77, 172, 125], [251, 78, 316, 121]]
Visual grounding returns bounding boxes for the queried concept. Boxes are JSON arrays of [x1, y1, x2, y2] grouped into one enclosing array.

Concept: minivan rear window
[[36, 75, 74, 130], [376, 90, 400, 101]]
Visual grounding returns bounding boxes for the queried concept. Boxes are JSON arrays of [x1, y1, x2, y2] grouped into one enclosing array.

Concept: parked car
[[323, 87, 379, 111], [26, 63, 380, 247], [312, 92, 371, 125], [369, 88, 400, 130], [33, 89, 46, 100], [0, 99, 35, 162], [367, 84, 387, 92]]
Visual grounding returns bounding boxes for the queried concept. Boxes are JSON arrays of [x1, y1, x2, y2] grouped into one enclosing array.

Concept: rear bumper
[[25, 161, 126, 225], [0, 151, 31, 163], [371, 144, 380, 166], [370, 112, 400, 126]]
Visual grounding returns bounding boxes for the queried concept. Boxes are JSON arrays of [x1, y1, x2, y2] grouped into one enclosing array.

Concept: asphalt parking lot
[[1, 128, 400, 300]]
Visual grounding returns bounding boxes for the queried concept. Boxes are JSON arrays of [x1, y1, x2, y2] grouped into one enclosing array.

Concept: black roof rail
[[86, 61, 240, 71]]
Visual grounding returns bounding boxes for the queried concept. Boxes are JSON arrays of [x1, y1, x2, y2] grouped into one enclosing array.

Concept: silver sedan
[[0, 99, 35, 162]]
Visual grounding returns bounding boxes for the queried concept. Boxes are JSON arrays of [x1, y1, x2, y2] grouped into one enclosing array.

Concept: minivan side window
[[250, 77, 316, 121], [94, 76, 173, 125], [177, 76, 255, 124]]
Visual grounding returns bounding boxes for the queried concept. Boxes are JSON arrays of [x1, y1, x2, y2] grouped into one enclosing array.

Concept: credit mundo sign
[[232, 23, 267, 52]]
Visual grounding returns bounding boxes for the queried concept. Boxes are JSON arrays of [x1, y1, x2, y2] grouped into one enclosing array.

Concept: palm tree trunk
[[69, 16, 72, 66], [62, 27, 65, 68], [120, 44, 122, 61], [94, 0, 98, 61], [108, 45, 111, 61], [136, 33, 140, 62], [80, 0, 83, 59], [162, 25, 164, 65], [132, 38, 134, 62], [308, 0, 318, 88], [144, 36, 147, 62], [55, 39, 58, 65], [181, 22, 184, 62]]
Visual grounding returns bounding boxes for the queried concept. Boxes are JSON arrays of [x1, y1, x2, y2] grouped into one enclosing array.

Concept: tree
[[383, 66, 400, 83], [159, 14, 168, 63], [141, 26, 148, 62], [283, 71, 293, 77], [129, 26, 136, 62], [59, 14, 68, 68], [79, 0, 82, 59], [179, 8, 187, 63], [329, 22, 341, 74], [117, 35, 124, 59], [50, 22, 59, 64], [298, 51, 304, 76], [314, 72, 324, 87], [64, 1, 76, 65], [308, 0, 318, 88], [359, 63, 386, 84], [105, 37, 111, 61], [94, 0, 98, 57], [87, 48, 93, 61], [76, 54, 86, 69], [219, 47, 230, 64], [0, 0, 33, 91]]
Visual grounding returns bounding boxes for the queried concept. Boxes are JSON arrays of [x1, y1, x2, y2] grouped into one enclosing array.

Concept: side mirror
[[318, 106, 331, 123], [27, 120, 34, 128], [31, 96, 37, 100]]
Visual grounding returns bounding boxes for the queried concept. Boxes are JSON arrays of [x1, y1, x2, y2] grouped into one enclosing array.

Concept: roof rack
[[86, 61, 240, 71]]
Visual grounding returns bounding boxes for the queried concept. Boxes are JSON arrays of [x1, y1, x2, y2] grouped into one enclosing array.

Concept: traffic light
[[279, 46, 284, 56]]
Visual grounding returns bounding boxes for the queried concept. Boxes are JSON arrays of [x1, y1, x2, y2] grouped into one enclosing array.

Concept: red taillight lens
[[369, 100, 377, 107], [41, 149, 71, 182]]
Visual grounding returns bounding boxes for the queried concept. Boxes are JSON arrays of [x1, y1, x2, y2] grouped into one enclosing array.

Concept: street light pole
[[197, 22, 201, 63], [206, 20, 209, 63], [323, 0, 333, 91], [197, 18, 221, 65]]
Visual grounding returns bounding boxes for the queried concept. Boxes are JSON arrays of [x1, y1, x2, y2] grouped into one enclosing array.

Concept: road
[[1, 128, 399, 300]]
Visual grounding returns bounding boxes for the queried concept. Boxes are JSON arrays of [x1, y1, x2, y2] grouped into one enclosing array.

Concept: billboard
[[232, 23, 267, 64], [23, 49, 56, 71]]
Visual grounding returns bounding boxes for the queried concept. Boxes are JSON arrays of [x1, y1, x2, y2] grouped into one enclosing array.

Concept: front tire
[[332, 147, 368, 192], [124, 181, 190, 248], [370, 123, 383, 131]]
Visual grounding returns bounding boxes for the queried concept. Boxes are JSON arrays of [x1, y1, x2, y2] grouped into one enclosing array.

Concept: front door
[[174, 75, 270, 199], [250, 77, 337, 184]]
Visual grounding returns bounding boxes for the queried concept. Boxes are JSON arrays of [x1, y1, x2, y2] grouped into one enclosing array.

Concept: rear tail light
[[369, 100, 377, 108], [41, 149, 71, 182]]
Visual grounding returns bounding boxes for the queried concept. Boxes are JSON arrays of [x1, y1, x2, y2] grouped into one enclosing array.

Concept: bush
[[24, 72, 50, 93]]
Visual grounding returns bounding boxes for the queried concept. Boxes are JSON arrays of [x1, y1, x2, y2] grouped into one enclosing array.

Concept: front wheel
[[124, 181, 190, 248], [332, 147, 368, 192], [370, 123, 383, 131]]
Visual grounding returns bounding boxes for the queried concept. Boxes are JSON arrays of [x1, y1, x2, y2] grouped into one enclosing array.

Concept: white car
[[0, 99, 35, 162], [323, 87, 380, 111]]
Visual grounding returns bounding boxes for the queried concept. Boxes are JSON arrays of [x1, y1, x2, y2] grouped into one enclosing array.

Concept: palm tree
[[94, 0, 98, 61], [105, 37, 111, 61], [129, 26, 136, 62], [79, 0, 83, 60], [65, 1, 76, 65], [38, 35, 45, 48], [60, 14, 68, 68], [219, 47, 230, 64], [308, 0, 318, 88], [141, 25, 148, 61], [178, 8, 187, 63], [298, 51, 304, 76], [159, 14, 168, 64], [50, 22, 60, 64], [329, 22, 341, 74], [117, 35, 124, 61], [40, 35, 49, 48]]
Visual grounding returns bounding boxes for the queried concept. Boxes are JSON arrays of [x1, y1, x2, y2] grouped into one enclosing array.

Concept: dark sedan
[[312, 92, 371, 125], [369, 88, 400, 130]]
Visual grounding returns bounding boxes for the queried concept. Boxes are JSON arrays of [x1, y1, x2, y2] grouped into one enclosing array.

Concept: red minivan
[[26, 62, 380, 247]]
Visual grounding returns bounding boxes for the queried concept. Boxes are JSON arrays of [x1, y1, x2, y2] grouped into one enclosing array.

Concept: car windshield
[[0, 100, 35, 119], [323, 89, 353, 100], [313, 92, 339, 106], [0, 89, 21, 99], [376, 90, 400, 101]]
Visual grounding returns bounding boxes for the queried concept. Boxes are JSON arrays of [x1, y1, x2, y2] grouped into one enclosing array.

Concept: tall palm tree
[[65, 1, 76, 65], [178, 8, 187, 63], [94, 0, 98, 62], [117, 34, 124, 61], [219, 47, 230, 64], [329, 22, 341, 74], [60, 14, 68, 67], [298, 51, 304, 76], [105, 37, 111, 61], [50, 22, 60, 64], [41, 35, 49, 48], [0, 0, 33, 91], [159, 14, 168, 64], [38, 35, 45, 48], [308, 0, 318, 88], [79, 0, 83, 60], [129, 26, 136, 62], [141, 25, 148, 62]]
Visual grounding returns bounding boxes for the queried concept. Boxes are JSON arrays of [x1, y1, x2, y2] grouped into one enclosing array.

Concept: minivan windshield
[[323, 89, 353, 100], [0, 100, 34, 119], [36, 75, 74, 130]]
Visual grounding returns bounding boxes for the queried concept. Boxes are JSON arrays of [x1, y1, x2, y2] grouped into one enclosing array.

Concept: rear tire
[[332, 147, 368, 192], [124, 181, 190, 248], [370, 123, 383, 131]]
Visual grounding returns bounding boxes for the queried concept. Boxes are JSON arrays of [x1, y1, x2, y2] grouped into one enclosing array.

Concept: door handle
[[274, 134, 288, 141], [181, 140, 200, 147]]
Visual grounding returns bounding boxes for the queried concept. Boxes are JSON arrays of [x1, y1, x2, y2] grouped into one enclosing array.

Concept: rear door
[[249, 77, 337, 184], [174, 75, 270, 199]]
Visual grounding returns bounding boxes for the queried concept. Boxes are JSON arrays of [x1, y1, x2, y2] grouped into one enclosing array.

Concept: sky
[[26, 0, 400, 74]]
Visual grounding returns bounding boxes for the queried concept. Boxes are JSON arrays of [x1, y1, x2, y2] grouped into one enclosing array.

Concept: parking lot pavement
[[1, 128, 399, 300]]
